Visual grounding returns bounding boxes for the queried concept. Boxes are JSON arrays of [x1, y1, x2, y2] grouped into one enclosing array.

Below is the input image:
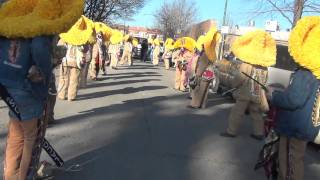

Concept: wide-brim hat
[[60, 15, 95, 46], [95, 22, 113, 41], [196, 35, 205, 51], [203, 27, 221, 62], [289, 16, 320, 79], [0, 0, 84, 38], [231, 30, 276, 67], [173, 37, 197, 53], [110, 30, 123, 45]]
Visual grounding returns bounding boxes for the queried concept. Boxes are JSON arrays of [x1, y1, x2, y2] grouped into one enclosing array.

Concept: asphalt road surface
[[0, 61, 319, 180]]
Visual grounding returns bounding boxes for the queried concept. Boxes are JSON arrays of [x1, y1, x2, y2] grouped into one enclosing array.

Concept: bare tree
[[84, 0, 146, 23], [249, 0, 320, 28], [154, 0, 198, 38]]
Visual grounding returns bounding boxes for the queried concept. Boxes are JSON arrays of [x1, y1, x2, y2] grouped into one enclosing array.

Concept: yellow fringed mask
[[204, 27, 221, 62], [110, 30, 123, 45], [95, 22, 113, 41], [154, 39, 160, 46], [289, 16, 320, 79], [196, 35, 205, 52], [165, 38, 175, 50], [0, 0, 84, 38], [173, 37, 197, 53], [60, 15, 95, 46], [231, 30, 276, 67]]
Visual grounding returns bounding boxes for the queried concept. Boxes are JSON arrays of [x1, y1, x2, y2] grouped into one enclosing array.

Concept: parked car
[[211, 34, 296, 96]]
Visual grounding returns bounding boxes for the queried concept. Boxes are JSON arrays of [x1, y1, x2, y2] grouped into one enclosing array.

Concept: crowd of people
[[0, 0, 319, 180]]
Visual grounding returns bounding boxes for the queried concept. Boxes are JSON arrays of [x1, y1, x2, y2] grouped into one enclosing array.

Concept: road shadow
[[105, 72, 159, 77], [49, 94, 289, 180], [76, 86, 168, 101], [86, 79, 161, 89]]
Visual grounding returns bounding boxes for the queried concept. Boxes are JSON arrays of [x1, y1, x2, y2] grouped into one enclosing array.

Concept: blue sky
[[126, 0, 293, 30]]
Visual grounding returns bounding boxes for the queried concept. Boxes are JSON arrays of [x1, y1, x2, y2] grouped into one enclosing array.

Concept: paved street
[[0, 61, 319, 180]]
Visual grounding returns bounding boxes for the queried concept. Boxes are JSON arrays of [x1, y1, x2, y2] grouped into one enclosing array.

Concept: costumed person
[[189, 29, 221, 108], [0, 0, 83, 179], [173, 37, 197, 92], [59, 15, 94, 101], [89, 31, 108, 80], [269, 16, 320, 180], [220, 30, 276, 140], [171, 46, 181, 68], [47, 37, 68, 124], [120, 36, 133, 66], [152, 39, 161, 66], [79, 43, 92, 88], [109, 31, 123, 69], [94, 22, 113, 76], [163, 38, 174, 70]]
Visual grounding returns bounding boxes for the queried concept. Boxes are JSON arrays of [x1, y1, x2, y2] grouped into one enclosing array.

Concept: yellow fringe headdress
[[123, 34, 131, 41], [148, 37, 154, 44], [110, 30, 123, 45], [173, 37, 197, 53], [165, 38, 175, 50], [196, 35, 205, 52], [95, 22, 113, 41], [59, 15, 95, 46], [289, 16, 320, 79], [203, 27, 221, 62], [231, 30, 276, 67], [133, 38, 139, 47], [0, 0, 84, 38], [154, 39, 160, 46]]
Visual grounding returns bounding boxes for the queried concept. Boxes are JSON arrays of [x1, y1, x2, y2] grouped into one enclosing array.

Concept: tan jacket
[[232, 63, 269, 111], [153, 46, 160, 57], [123, 42, 133, 53], [63, 45, 84, 69]]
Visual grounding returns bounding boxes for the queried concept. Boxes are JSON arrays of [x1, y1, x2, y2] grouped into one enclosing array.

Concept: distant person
[[152, 39, 161, 66], [141, 39, 149, 62], [89, 32, 107, 80], [120, 36, 133, 66], [109, 34, 122, 69]]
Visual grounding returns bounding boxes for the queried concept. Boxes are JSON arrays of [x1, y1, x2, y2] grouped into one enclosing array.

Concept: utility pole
[[222, 0, 229, 26], [218, 0, 229, 60]]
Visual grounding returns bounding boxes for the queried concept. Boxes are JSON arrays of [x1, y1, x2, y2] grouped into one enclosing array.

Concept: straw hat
[[95, 22, 113, 41], [59, 15, 95, 46], [289, 16, 320, 79], [0, 0, 84, 38], [231, 30, 276, 67], [203, 27, 221, 62], [173, 37, 197, 53]]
